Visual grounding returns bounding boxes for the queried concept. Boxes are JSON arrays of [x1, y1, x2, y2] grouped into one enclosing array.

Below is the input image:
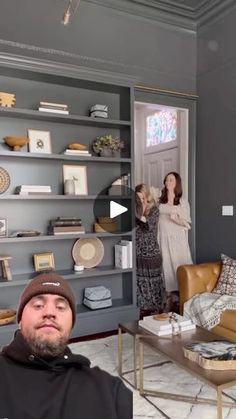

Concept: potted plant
[[93, 134, 124, 157]]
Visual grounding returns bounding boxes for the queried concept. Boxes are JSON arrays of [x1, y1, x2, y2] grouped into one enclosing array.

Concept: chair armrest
[[177, 262, 221, 314]]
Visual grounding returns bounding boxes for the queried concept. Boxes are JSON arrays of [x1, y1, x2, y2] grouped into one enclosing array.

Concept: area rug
[[69, 334, 236, 419]]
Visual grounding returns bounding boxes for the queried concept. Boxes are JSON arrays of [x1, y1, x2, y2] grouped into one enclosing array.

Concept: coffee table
[[118, 322, 236, 419]]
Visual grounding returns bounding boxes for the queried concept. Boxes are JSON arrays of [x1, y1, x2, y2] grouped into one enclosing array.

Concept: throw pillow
[[213, 254, 236, 295]]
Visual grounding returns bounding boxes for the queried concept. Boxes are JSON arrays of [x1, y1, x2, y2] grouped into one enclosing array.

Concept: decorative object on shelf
[[92, 135, 124, 157], [117, 240, 133, 268], [0, 92, 16, 107], [28, 129, 52, 154], [3, 135, 28, 151], [83, 285, 112, 309], [108, 173, 131, 195], [0, 256, 12, 281], [63, 165, 88, 195], [115, 242, 129, 269], [64, 179, 75, 195], [68, 143, 87, 150], [74, 264, 84, 272], [15, 185, 52, 195], [33, 252, 55, 272], [48, 217, 85, 235], [0, 308, 16, 326], [0, 167, 10, 194], [64, 149, 92, 157], [72, 237, 104, 268], [38, 101, 69, 115], [11, 230, 41, 238], [94, 217, 118, 233], [89, 104, 108, 119], [0, 218, 7, 237]]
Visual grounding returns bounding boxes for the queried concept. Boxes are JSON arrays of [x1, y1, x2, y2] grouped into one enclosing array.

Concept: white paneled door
[[134, 101, 188, 198], [143, 147, 179, 189]]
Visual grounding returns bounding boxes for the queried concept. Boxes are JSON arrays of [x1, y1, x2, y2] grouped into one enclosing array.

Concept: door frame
[[134, 88, 197, 261]]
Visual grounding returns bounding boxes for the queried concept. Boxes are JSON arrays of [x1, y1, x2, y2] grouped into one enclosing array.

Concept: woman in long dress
[[158, 172, 192, 312], [135, 184, 166, 317]]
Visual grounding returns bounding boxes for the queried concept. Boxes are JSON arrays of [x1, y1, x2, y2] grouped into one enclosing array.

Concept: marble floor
[[69, 334, 236, 419]]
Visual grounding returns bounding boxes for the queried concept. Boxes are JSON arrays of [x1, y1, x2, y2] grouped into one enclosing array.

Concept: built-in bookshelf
[[0, 56, 138, 346]]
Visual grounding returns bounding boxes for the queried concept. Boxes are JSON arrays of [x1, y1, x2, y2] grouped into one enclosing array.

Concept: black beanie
[[17, 273, 76, 326]]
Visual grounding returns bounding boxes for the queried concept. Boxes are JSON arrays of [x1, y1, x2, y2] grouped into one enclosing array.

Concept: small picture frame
[[28, 129, 52, 154], [63, 165, 88, 195], [33, 252, 55, 272], [0, 218, 7, 237]]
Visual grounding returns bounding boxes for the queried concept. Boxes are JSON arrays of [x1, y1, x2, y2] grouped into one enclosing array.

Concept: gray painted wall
[[0, 0, 196, 92], [196, 4, 236, 261]]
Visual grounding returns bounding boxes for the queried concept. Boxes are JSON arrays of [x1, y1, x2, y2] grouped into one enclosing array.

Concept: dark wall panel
[[196, 5, 236, 261], [0, 0, 196, 92]]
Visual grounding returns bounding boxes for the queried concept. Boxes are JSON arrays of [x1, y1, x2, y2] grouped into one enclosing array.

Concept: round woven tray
[[0, 167, 10, 194]]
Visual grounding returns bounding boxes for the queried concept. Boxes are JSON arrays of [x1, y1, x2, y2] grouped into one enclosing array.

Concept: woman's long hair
[[159, 172, 182, 205], [135, 183, 156, 215]]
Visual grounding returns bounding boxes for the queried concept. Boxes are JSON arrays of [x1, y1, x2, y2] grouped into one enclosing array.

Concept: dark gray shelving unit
[[0, 56, 138, 346]]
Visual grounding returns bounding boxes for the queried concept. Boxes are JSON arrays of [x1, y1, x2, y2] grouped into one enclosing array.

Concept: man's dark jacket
[[0, 331, 132, 419]]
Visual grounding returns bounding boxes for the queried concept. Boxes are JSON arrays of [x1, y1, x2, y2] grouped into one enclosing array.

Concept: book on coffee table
[[142, 313, 194, 330], [139, 313, 196, 336], [139, 320, 196, 336]]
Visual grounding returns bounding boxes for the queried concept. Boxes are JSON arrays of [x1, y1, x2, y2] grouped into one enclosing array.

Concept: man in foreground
[[0, 272, 132, 418]]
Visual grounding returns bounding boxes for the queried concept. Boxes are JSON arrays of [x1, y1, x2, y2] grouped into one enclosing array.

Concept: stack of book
[[63, 149, 92, 157], [139, 313, 196, 336], [15, 185, 52, 195], [48, 217, 85, 235], [38, 101, 69, 115], [114, 240, 132, 269]]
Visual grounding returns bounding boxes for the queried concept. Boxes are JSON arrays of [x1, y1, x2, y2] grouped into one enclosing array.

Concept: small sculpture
[[0, 92, 16, 108], [4, 136, 28, 151]]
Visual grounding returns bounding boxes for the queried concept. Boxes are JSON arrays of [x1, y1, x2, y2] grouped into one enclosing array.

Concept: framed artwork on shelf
[[33, 252, 55, 272], [28, 129, 52, 154], [63, 165, 88, 195], [0, 218, 7, 237]]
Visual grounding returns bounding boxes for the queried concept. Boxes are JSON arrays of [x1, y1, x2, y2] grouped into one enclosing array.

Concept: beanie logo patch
[[42, 282, 60, 287]]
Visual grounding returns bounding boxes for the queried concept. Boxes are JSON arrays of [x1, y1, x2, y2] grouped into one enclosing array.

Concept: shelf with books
[[0, 266, 133, 288], [0, 107, 131, 128], [0, 232, 133, 243], [0, 194, 132, 200], [0, 150, 132, 163]]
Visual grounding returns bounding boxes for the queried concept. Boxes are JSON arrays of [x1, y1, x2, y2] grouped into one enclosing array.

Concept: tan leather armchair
[[177, 262, 236, 341]]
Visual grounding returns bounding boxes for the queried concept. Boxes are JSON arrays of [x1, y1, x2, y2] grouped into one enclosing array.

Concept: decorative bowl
[[4, 136, 28, 151], [68, 143, 87, 150]]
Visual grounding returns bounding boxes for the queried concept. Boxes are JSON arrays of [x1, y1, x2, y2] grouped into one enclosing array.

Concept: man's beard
[[23, 329, 69, 358]]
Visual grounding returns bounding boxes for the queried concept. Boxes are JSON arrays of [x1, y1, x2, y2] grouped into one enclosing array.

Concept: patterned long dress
[[136, 205, 165, 311]]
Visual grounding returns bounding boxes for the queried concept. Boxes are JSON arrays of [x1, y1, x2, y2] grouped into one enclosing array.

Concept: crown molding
[[196, 0, 236, 27], [84, 0, 235, 30], [85, 0, 197, 30], [0, 52, 138, 86]]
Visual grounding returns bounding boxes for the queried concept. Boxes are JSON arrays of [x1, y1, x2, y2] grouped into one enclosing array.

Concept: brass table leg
[[118, 326, 123, 377], [217, 388, 222, 419], [139, 339, 144, 395]]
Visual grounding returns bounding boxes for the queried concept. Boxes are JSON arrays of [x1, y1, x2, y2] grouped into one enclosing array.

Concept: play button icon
[[110, 201, 128, 218], [93, 184, 135, 234]]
